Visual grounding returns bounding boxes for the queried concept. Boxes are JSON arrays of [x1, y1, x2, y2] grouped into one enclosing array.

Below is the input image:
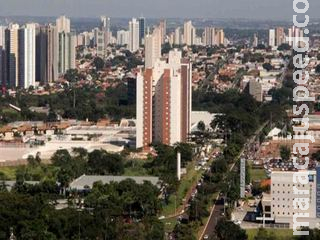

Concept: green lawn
[[247, 229, 294, 240], [0, 166, 18, 180], [161, 217, 178, 232], [251, 168, 267, 181]]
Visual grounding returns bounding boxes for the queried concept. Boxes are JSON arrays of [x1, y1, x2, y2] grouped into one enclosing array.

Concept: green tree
[[215, 218, 247, 240], [173, 223, 196, 240], [93, 57, 105, 70], [280, 145, 291, 161]]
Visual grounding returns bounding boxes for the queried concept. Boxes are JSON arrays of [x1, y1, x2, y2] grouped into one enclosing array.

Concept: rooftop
[[69, 175, 160, 190]]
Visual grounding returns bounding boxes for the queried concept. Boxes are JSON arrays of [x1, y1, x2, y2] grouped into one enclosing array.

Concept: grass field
[[246, 228, 293, 240], [0, 166, 18, 180], [251, 168, 267, 182]]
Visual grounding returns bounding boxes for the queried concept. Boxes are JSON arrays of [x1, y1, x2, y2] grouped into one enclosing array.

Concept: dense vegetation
[[0, 82, 135, 124], [0, 179, 163, 240]]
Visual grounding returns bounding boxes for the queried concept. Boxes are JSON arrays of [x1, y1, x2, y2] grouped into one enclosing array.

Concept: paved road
[[199, 122, 269, 240], [202, 197, 224, 238]]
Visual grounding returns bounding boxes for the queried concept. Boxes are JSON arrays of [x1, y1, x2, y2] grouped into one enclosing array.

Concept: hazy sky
[[0, 0, 319, 20]]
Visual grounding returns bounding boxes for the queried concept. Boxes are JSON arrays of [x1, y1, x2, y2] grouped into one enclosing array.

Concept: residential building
[[216, 29, 225, 46], [138, 17, 146, 46], [116, 30, 130, 46], [204, 27, 216, 46], [96, 30, 105, 58], [159, 19, 166, 44], [128, 18, 139, 52], [144, 26, 161, 68], [18, 24, 36, 88], [36, 25, 58, 84], [0, 26, 6, 47], [100, 16, 110, 32], [58, 32, 76, 74], [269, 29, 276, 47], [6, 24, 20, 87], [56, 15, 70, 34], [174, 27, 182, 45], [276, 27, 285, 47], [136, 49, 192, 150], [184, 21, 195, 46]]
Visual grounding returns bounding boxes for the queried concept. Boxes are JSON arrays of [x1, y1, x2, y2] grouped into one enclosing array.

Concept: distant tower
[[56, 15, 70, 33], [128, 18, 140, 52], [138, 17, 146, 46], [159, 19, 166, 45], [253, 33, 258, 48], [177, 152, 181, 181], [144, 26, 161, 68]]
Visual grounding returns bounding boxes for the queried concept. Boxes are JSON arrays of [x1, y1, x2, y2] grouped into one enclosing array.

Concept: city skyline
[[0, 0, 319, 20]]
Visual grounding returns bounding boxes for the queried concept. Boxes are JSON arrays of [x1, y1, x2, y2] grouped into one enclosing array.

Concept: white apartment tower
[[204, 27, 216, 46], [56, 16, 71, 34], [18, 24, 36, 88], [0, 26, 6, 47], [129, 18, 140, 52], [116, 30, 130, 46], [184, 21, 196, 46], [174, 27, 182, 45], [144, 26, 161, 68], [58, 32, 76, 74], [136, 49, 192, 150], [269, 29, 276, 47]]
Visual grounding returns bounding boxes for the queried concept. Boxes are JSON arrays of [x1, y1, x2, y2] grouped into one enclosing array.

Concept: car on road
[[203, 234, 209, 240]]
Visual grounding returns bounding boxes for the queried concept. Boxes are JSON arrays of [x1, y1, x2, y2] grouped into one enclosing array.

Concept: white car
[[203, 234, 209, 240], [234, 220, 242, 225]]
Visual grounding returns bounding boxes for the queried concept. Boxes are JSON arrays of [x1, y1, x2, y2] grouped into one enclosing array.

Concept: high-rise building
[[216, 29, 225, 46], [269, 29, 276, 47], [253, 33, 258, 48], [0, 46, 6, 88], [100, 16, 110, 32], [56, 16, 70, 34], [116, 30, 130, 46], [174, 27, 182, 45], [138, 17, 146, 46], [18, 24, 36, 88], [276, 27, 285, 47], [128, 18, 140, 52], [6, 24, 20, 87], [58, 31, 76, 74], [144, 26, 161, 68], [100, 16, 111, 48], [159, 19, 166, 45], [96, 30, 105, 58], [184, 21, 196, 46], [136, 49, 192, 150], [0, 26, 6, 48], [203, 27, 216, 46], [36, 25, 58, 85]]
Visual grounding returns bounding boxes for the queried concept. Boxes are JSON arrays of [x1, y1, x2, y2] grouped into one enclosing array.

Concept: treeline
[[0, 179, 163, 240], [0, 82, 135, 124]]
